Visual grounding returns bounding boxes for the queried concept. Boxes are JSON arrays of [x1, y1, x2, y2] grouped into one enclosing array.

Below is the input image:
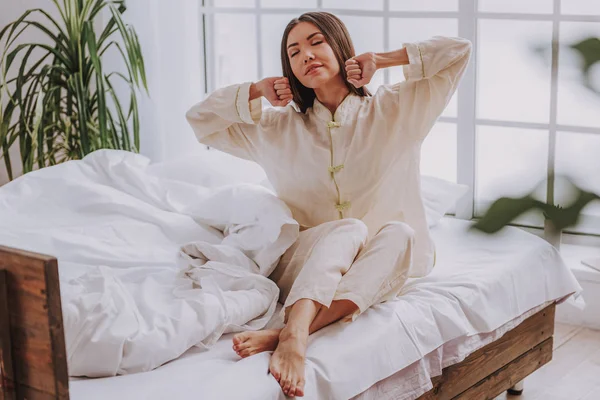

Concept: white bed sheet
[[70, 217, 582, 400]]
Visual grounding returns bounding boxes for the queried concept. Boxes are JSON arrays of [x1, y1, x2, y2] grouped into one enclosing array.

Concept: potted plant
[[0, 0, 148, 181]]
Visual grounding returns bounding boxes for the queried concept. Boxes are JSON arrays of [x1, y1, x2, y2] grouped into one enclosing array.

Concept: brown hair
[[280, 11, 371, 113]]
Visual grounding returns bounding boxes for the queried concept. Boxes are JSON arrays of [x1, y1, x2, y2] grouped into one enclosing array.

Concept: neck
[[314, 76, 351, 117]]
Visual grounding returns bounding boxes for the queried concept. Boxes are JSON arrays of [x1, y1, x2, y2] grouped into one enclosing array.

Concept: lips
[[305, 64, 323, 75]]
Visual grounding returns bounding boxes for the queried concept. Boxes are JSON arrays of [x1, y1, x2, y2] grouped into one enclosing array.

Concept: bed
[[1, 213, 581, 400], [0, 149, 583, 399]]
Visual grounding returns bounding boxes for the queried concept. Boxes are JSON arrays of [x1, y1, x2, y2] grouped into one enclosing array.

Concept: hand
[[345, 52, 377, 88], [257, 77, 293, 107]]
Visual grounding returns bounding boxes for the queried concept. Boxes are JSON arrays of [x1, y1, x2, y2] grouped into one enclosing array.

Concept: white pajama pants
[[268, 218, 415, 323]]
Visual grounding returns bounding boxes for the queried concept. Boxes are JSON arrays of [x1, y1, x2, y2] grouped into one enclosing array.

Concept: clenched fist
[[256, 77, 293, 107], [345, 52, 377, 88]]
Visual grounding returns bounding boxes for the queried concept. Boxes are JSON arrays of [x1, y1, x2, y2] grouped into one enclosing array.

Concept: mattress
[[69, 217, 582, 400]]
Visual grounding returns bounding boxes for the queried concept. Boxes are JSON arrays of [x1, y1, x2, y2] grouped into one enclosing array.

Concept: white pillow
[[420, 175, 469, 227], [148, 152, 468, 227]]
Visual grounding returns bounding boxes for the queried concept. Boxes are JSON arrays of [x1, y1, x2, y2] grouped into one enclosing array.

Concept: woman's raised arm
[[347, 36, 472, 142], [185, 77, 292, 162]]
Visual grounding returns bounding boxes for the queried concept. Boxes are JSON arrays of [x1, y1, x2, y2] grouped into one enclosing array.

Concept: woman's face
[[286, 21, 340, 88]]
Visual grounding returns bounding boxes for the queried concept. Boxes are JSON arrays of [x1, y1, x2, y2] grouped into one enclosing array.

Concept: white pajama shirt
[[186, 36, 472, 321]]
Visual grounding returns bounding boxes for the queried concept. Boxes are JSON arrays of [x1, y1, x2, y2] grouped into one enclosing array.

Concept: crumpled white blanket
[[0, 149, 298, 377]]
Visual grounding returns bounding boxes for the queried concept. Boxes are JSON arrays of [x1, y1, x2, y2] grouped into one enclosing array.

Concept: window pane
[[558, 22, 600, 128], [337, 16, 385, 93], [420, 122, 457, 183], [390, 0, 458, 12], [478, 0, 553, 14], [213, 0, 255, 7], [389, 18, 458, 117], [261, 14, 296, 77], [475, 126, 548, 226], [556, 132, 600, 218], [322, 0, 384, 11], [477, 20, 552, 123], [214, 14, 258, 87], [561, 1, 600, 15], [261, 0, 317, 8]]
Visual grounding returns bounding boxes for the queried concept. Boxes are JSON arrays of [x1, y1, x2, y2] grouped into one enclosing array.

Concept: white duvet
[[68, 217, 584, 400], [0, 149, 298, 377]]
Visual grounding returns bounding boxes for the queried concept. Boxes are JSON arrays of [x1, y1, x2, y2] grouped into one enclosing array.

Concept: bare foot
[[232, 329, 281, 358], [269, 327, 308, 397]]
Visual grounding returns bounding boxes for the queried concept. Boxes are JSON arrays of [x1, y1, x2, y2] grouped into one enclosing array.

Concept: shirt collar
[[311, 92, 361, 123]]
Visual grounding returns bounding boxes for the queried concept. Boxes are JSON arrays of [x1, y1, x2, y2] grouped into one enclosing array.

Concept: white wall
[[102, 0, 205, 163]]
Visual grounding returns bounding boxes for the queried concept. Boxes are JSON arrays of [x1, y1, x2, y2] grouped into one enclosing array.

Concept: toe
[[232, 332, 248, 345], [235, 342, 252, 352], [269, 365, 281, 382], [288, 384, 297, 397], [274, 373, 281, 382], [295, 382, 305, 397], [239, 349, 249, 358], [281, 379, 291, 394]]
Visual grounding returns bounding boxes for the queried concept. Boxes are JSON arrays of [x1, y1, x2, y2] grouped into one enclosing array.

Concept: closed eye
[[290, 41, 324, 58]]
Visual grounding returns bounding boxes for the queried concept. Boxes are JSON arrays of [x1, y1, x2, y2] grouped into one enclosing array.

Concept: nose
[[303, 51, 315, 63]]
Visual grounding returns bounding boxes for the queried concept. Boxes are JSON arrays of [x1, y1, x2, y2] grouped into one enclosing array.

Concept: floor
[[494, 323, 600, 400]]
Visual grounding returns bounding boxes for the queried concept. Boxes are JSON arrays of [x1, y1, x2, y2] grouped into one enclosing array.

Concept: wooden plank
[[455, 337, 553, 399], [0, 270, 16, 400], [419, 304, 555, 399], [44, 258, 69, 399], [0, 245, 69, 399], [17, 385, 61, 400]]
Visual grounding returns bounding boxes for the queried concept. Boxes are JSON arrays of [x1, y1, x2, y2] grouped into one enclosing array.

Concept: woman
[[186, 11, 471, 398]]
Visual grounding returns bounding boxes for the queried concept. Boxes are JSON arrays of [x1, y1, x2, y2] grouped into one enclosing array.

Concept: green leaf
[[5, 42, 72, 72], [547, 190, 600, 231], [571, 37, 600, 74], [105, 77, 130, 149], [16, 20, 70, 55], [105, 108, 120, 148], [129, 90, 139, 151], [67, 73, 90, 156], [474, 177, 600, 234], [472, 196, 547, 234], [83, 20, 108, 148]]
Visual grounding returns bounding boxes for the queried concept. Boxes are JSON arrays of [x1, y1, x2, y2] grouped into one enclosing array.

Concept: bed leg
[[507, 380, 524, 396], [0, 269, 16, 400]]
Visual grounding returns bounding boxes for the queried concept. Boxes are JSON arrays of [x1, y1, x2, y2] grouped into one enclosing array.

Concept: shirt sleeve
[[185, 82, 270, 162], [383, 36, 472, 141]]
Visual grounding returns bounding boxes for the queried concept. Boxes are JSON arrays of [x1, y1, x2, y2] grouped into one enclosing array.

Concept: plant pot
[[544, 219, 562, 250]]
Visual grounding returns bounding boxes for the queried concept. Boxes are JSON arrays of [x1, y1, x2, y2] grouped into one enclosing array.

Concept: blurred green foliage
[[475, 37, 600, 234]]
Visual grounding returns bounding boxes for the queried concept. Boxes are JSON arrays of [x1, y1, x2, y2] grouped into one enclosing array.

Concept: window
[[200, 0, 600, 235]]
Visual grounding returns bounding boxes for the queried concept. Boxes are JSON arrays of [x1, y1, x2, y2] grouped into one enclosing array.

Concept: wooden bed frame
[[0, 245, 554, 400]]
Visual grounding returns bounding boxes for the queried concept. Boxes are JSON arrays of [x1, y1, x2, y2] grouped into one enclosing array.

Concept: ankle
[[280, 325, 308, 340]]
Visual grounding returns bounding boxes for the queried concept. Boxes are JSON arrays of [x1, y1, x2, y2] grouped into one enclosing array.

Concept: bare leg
[[309, 299, 357, 333], [232, 300, 358, 358], [268, 298, 319, 397]]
